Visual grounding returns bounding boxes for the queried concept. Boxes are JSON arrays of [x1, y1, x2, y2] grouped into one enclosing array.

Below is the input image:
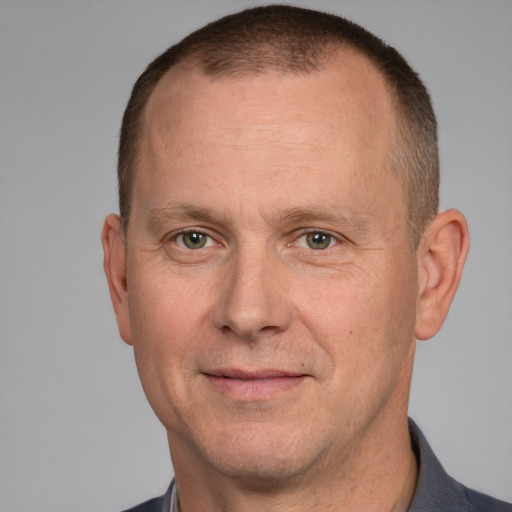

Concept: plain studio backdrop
[[1, 1, 511, 511]]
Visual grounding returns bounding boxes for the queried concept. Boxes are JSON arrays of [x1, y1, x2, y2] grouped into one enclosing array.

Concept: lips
[[204, 369, 308, 400], [207, 369, 304, 379]]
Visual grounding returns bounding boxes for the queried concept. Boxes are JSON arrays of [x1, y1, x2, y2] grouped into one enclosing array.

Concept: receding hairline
[[142, 44, 397, 129]]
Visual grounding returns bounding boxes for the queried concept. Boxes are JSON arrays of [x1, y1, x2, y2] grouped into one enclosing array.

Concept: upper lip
[[205, 369, 306, 380]]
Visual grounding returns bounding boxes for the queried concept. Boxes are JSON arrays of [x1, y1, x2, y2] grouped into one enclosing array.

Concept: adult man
[[102, 5, 511, 512]]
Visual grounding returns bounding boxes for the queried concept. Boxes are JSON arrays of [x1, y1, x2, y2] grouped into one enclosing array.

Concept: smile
[[204, 370, 308, 401]]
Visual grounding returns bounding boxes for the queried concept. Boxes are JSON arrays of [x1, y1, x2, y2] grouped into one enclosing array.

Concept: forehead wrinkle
[[182, 120, 337, 151], [264, 205, 373, 233], [145, 202, 234, 234]]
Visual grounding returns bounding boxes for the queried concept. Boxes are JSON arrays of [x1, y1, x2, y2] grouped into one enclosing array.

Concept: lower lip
[[205, 374, 307, 401]]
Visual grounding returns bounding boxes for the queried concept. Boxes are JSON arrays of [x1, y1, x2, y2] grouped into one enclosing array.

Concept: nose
[[213, 248, 293, 341]]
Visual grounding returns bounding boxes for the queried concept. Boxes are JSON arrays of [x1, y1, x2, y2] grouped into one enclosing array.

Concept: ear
[[101, 214, 133, 345], [415, 209, 469, 341]]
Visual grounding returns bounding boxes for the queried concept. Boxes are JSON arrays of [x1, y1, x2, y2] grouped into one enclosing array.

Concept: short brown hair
[[118, 5, 438, 247]]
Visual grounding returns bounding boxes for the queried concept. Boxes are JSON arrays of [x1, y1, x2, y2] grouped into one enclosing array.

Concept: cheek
[[126, 274, 210, 427], [294, 257, 418, 370], [127, 270, 212, 381], [294, 269, 378, 343], [130, 262, 209, 333]]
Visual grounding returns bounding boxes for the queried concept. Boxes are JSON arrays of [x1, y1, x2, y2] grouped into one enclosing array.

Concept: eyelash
[[293, 230, 340, 250], [171, 229, 218, 250], [167, 228, 341, 251]]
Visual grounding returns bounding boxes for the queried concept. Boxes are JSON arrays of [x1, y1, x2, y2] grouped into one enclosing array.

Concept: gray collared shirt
[[407, 419, 511, 511]]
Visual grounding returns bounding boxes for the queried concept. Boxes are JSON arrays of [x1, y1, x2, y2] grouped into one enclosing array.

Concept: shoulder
[[120, 482, 174, 512], [462, 485, 512, 512], [121, 495, 166, 512], [408, 419, 512, 512]]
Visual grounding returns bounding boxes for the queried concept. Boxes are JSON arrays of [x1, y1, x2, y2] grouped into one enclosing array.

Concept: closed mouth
[[203, 369, 309, 400]]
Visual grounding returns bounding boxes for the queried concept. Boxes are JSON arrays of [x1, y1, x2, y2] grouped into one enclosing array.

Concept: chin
[[195, 422, 329, 489], [214, 453, 320, 490]]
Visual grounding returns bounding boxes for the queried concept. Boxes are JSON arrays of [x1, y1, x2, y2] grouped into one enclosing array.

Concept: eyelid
[[163, 227, 345, 249], [292, 229, 343, 249], [166, 227, 220, 248]]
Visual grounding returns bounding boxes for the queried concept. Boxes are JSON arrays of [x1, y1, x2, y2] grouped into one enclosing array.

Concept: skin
[[103, 51, 469, 511]]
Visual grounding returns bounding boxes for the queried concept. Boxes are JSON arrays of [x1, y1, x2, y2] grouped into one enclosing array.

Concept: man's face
[[119, 53, 420, 483]]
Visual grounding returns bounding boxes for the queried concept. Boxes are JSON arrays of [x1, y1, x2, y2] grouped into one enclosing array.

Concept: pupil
[[307, 232, 330, 249], [185, 232, 206, 248]]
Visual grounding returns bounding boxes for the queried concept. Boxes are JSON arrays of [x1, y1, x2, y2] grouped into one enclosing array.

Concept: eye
[[296, 232, 338, 250], [175, 231, 215, 249]]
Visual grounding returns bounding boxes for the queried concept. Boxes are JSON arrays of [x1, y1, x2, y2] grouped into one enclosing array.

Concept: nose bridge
[[215, 241, 291, 340]]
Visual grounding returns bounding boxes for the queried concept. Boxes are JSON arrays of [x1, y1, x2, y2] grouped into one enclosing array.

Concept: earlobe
[[415, 209, 469, 341], [101, 214, 133, 345]]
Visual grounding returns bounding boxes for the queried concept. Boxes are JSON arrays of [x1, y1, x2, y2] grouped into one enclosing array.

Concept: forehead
[[134, 51, 403, 232], [142, 50, 396, 155]]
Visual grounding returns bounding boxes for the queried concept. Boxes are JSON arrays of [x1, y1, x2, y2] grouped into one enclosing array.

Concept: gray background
[[1, 1, 511, 510]]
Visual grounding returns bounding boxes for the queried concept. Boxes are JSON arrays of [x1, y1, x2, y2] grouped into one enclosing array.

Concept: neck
[[390, 442, 418, 512]]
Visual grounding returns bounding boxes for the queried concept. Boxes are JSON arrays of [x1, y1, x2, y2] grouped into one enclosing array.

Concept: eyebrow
[[146, 202, 231, 234], [145, 202, 371, 235], [268, 206, 372, 233]]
